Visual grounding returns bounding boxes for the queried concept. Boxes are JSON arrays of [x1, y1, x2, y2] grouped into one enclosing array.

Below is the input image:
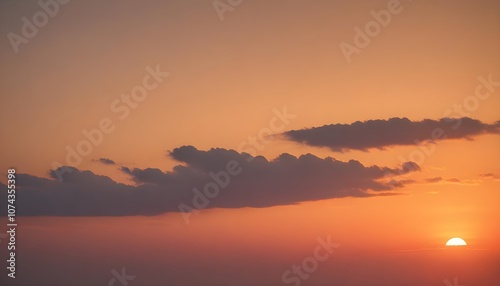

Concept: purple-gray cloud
[[283, 117, 500, 152], [94, 158, 116, 165], [0, 146, 418, 216]]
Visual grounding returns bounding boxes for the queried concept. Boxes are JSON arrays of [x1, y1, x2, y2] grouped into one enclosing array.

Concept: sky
[[0, 0, 499, 285]]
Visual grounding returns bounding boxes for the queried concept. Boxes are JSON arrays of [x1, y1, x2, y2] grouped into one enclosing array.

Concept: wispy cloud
[[424, 177, 480, 185], [479, 173, 500, 181], [93, 158, 116, 165]]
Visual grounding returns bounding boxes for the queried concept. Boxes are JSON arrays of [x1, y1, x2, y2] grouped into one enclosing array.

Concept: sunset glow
[[446, 237, 467, 247], [1, 0, 499, 285]]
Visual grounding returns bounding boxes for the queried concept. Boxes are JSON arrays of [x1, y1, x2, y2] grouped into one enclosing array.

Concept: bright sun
[[446, 237, 467, 246]]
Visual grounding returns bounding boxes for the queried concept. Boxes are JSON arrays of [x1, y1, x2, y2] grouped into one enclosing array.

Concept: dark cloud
[[0, 146, 419, 216], [283, 117, 500, 152], [94, 158, 116, 165]]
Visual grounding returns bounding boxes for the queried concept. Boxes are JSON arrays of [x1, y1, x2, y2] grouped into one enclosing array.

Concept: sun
[[446, 237, 467, 246]]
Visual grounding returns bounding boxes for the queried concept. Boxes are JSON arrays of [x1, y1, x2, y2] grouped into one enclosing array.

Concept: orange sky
[[0, 0, 499, 285]]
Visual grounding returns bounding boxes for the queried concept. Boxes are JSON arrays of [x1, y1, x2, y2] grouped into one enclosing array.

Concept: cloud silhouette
[[94, 158, 116, 165], [479, 173, 500, 180], [424, 176, 479, 185], [0, 146, 419, 216], [283, 117, 500, 152], [426, 177, 444, 183]]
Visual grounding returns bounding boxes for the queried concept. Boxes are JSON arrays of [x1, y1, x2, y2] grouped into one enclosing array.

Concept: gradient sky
[[0, 0, 499, 285]]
